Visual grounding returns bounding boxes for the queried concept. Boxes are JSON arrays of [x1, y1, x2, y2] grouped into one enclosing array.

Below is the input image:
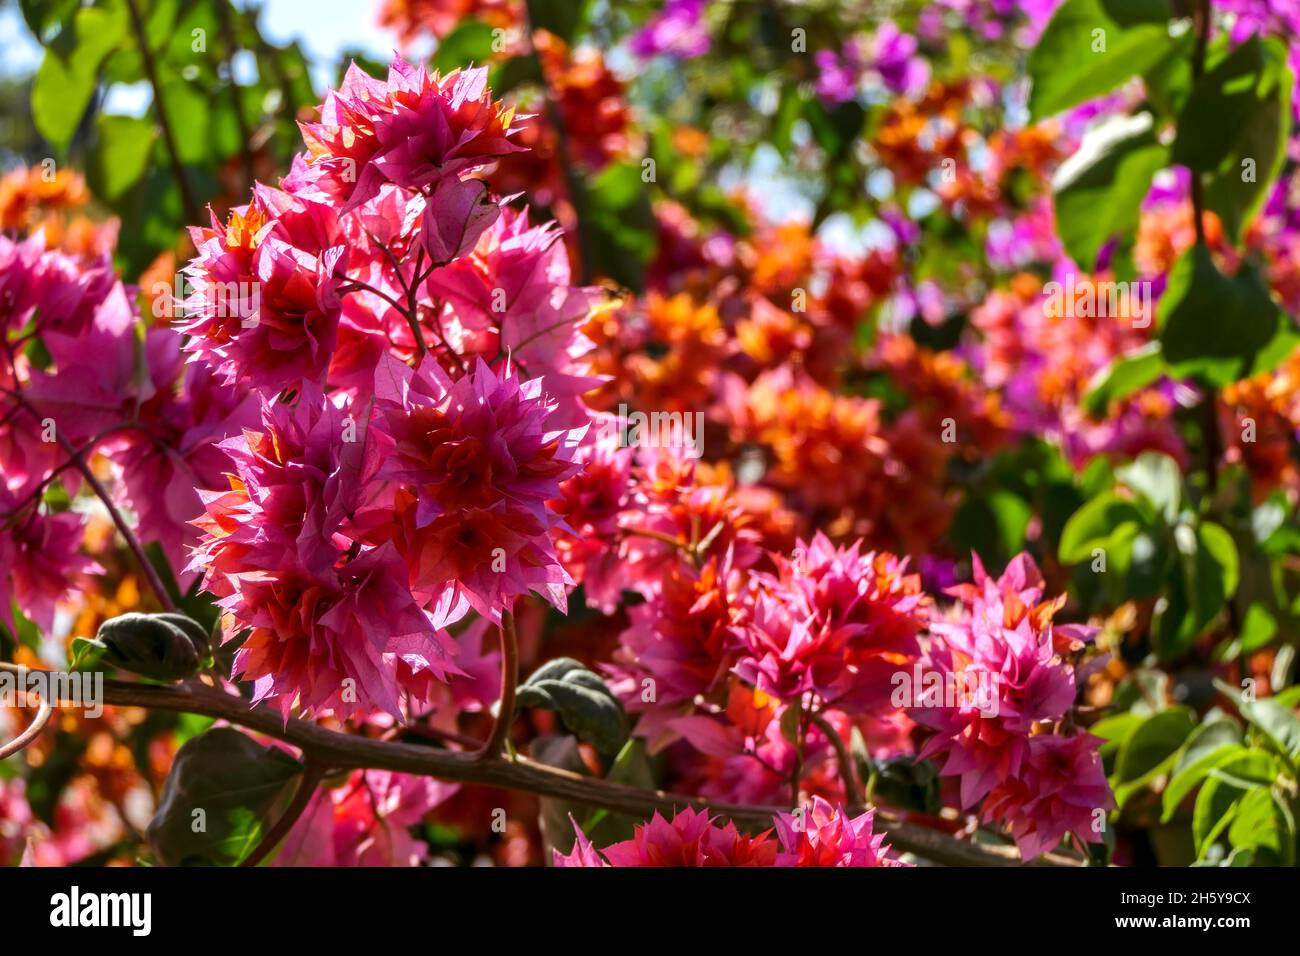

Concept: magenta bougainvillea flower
[[424, 206, 606, 428], [296, 59, 525, 212], [369, 352, 583, 626], [179, 200, 347, 394], [911, 554, 1100, 841], [553, 807, 777, 867], [554, 800, 908, 867], [734, 534, 927, 711], [0, 498, 101, 633], [188, 385, 459, 717], [628, 0, 712, 60], [981, 733, 1114, 860], [773, 796, 910, 867]]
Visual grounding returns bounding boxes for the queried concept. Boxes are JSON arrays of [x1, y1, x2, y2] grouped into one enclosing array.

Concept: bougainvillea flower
[[553, 807, 777, 867], [0, 498, 101, 633], [189, 383, 373, 581], [733, 534, 926, 711], [222, 543, 460, 719], [549, 418, 634, 611], [773, 796, 909, 867], [912, 553, 1088, 807], [108, 348, 260, 576], [278, 769, 457, 866], [180, 200, 346, 394], [628, 0, 712, 60], [371, 352, 583, 527], [368, 353, 584, 625], [981, 734, 1114, 860], [419, 176, 501, 265], [298, 58, 525, 212], [608, 554, 746, 747], [424, 206, 606, 427]]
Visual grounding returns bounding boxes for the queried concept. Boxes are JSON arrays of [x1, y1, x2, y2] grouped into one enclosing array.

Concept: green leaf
[[1052, 112, 1168, 267], [1192, 771, 1252, 857], [69, 636, 107, 673], [868, 757, 943, 815], [433, 20, 497, 73], [161, 76, 212, 166], [1028, 0, 1174, 121], [1059, 491, 1152, 564], [1161, 736, 1246, 822], [524, 0, 592, 43], [1083, 343, 1166, 417], [1226, 786, 1295, 865], [31, 4, 129, 152], [1188, 522, 1239, 630], [490, 53, 543, 96], [517, 658, 629, 754], [19, 0, 80, 40], [1173, 719, 1244, 777], [1116, 451, 1181, 523], [575, 161, 655, 291], [1157, 243, 1289, 386], [1173, 36, 1293, 241], [146, 728, 303, 866], [1238, 696, 1300, 763], [89, 114, 156, 201], [1115, 706, 1196, 786]]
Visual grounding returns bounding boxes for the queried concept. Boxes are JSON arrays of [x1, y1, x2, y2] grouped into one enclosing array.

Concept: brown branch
[[51, 674, 1075, 866], [239, 759, 328, 867], [809, 711, 864, 808], [476, 609, 518, 760], [0, 695, 53, 760], [1189, 0, 1210, 246]]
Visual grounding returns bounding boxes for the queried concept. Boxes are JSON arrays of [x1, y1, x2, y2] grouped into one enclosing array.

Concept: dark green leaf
[[1173, 37, 1293, 241], [1158, 243, 1289, 386], [92, 612, 208, 681], [1053, 112, 1168, 267], [517, 658, 629, 753], [147, 728, 303, 866]]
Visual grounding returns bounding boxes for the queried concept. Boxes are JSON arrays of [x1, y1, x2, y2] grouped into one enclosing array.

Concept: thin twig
[[4, 391, 177, 613], [215, 0, 257, 192], [124, 0, 201, 225], [809, 711, 864, 808], [240, 760, 328, 867], [1189, 0, 1210, 246], [0, 694, 53, 760], [476, 610, 519, 760]]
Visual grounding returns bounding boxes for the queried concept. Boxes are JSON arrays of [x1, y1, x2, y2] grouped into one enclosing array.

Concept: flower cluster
[[553, 798, 906, 867], [911, 554, 1112, 855], [172, 57, 606, 719]]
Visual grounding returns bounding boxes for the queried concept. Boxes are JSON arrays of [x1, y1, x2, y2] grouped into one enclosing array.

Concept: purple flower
[[629, 0, 711, 60], [871, 21, 930, 96]]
